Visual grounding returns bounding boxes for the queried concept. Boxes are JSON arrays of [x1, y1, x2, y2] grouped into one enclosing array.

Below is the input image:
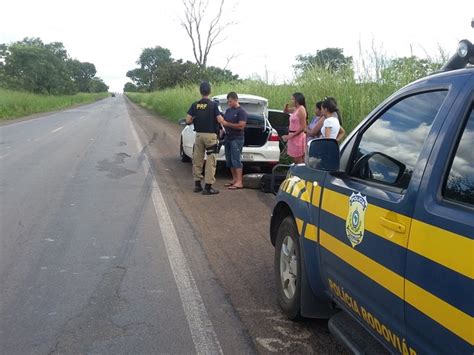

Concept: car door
[[318, 89, 450, 352], [268, 109, 290, 137], [181, 123, 196, 157], [405, 89, 473, 353]]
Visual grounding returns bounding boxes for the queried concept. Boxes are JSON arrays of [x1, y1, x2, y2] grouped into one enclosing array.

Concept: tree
[[180, 0, 231, 68], [5, 39, 75, 94], [126, 46, 173, 91], [0, 44, 6, 88], [154, 60, 238, 89], [295, 48, 353, 73], [126, 46, 239, 91], [381, 56, 442, 86], [88, 77, 109, 93], [124, 82, 138, 92], [0, 37, 108, 94], [68, 59, 97, 92]]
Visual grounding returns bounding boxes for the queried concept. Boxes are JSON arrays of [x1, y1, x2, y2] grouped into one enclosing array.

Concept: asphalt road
[[0, 97, 251, 354], [0, 95, 347, 354]]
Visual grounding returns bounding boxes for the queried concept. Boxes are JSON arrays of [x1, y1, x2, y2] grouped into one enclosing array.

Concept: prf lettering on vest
[[328, 278, 417, 355], [196, 103, 208, 109]]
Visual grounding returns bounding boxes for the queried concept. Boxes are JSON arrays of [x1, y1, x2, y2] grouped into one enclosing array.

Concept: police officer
[[185, 81, 224, 195]]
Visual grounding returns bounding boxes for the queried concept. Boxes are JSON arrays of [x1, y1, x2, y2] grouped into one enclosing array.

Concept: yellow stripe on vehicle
[[321, 228, 473, 345], [295, 218, 304, 236], [292, 180, 306, 199], [300, 181, 312, 203], [321, 189, 473, 279], [304, 223, 317, 242], [322, 189, 409, 248], [320, 230, 405, 299], [312, 184, 322, 208], [408, 220, 473, 279], [405, 280, 474, 345]]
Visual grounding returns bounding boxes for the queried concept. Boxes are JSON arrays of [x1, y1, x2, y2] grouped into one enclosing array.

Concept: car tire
[[180, 138, 191, 162], [275, 216, 301, 320], [243, 173, 265, 189]]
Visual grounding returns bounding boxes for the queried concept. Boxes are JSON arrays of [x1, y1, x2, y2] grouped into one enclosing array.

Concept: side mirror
[[306, 138, 340, 171], [351, 152, 406, 186], [178, 118, 188, 126]]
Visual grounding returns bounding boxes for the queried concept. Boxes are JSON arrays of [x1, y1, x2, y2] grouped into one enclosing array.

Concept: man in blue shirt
[[217, 92, 248, 189]]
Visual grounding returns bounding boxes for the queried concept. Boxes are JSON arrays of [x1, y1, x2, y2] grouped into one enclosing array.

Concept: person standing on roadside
[[305, 100, 324, 142], [320, 97, 341, 139], [185, 81, 224, 195], [282, 92, 307, 164], [218, 92, 248, 190]]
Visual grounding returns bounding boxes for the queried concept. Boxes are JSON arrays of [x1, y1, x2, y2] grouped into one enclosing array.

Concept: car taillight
[[269, 131, 280, 141]]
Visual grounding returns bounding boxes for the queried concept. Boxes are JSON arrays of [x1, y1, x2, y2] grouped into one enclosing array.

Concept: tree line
[[124, 46, 238, 92], [0, 38, 109, 95], [125, 45, 443, 93]]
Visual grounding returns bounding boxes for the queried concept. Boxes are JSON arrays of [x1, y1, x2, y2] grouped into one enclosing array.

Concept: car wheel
[[243, 173, 265, 189], [180, 138, 191, 162], [275, 216, 301, 320]]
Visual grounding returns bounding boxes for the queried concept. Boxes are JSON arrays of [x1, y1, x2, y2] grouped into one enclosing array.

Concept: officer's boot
[[202, 184, 219, 195], [194, 180, 203, 193]]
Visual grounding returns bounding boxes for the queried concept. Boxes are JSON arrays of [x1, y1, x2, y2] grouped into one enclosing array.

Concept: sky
[[1, 0, 473, 92]]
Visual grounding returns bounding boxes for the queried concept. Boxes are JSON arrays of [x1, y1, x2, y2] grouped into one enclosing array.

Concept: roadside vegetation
[[0, 37, 110, 119], [126, 47, 445, 133], [0, 89, 109, 120]]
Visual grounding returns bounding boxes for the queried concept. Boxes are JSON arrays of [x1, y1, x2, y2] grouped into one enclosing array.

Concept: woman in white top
[[307, 97, 346, 143], [320, 98, 344, 140]]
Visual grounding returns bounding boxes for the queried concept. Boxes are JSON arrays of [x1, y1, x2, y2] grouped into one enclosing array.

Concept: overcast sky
[[2, 0, 473, 92]]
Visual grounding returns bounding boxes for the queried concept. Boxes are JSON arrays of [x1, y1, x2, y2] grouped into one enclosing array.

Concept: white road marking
[[51, 127, 63, 133], [0, 153, 9, 159], [129, 118, 223, 355]]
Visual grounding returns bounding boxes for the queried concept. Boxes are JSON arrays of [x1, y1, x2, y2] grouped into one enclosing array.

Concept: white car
[[180, 94, 281, 171]]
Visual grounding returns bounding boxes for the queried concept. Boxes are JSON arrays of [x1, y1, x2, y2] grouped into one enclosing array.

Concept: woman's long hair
[[293, 92, 308, 120], [322, 96, 343, 125]]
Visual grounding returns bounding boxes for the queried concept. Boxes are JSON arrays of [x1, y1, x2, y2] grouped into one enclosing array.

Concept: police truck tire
[[275, 216, 302, 320], [180, 138, 191, 162], [243, 173, 265, 189]]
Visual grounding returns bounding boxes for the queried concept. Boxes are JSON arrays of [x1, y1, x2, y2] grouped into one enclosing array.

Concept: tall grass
[[0, 89, 109, 120], [126, 74, 396, 133], [126, 56, 442, 133]]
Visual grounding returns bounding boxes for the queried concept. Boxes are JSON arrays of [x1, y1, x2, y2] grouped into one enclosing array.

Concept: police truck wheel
[[275, 216, 301, 320], [180, 138, 191, 162]]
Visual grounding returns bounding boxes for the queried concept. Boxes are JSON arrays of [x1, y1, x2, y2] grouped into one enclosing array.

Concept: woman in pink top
[[283, 92, 307, 164]]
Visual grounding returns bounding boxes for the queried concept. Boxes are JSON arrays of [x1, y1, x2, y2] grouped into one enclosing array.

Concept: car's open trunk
[[243, 114, 270, 147], [244, 125, 270, 147]]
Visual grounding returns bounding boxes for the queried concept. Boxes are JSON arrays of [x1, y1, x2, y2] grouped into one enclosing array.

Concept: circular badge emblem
[[345, 192, 368, 248]]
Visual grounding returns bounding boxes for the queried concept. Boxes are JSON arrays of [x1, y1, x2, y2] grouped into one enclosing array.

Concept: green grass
[[0, 89, 109, 120], [126, 68, 401, 134]]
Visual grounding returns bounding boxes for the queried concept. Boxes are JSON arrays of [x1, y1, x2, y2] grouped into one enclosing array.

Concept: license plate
[[242, 153, 254, 161]]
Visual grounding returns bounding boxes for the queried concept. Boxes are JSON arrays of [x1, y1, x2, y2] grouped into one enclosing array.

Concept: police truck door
[[319, 89, 449, 351]]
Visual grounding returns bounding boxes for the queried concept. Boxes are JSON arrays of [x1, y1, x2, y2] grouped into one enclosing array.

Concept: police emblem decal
[[345, 192, 368, 248]]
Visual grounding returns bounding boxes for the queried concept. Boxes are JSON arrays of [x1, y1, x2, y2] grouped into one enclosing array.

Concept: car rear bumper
[[216, 142, 280, 163]]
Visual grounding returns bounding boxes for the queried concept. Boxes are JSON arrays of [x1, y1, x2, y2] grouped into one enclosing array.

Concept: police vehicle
[[270, 39, 473, 354]]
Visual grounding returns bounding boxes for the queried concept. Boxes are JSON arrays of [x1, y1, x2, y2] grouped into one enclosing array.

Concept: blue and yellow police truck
[[270, 39, 474, 354]]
